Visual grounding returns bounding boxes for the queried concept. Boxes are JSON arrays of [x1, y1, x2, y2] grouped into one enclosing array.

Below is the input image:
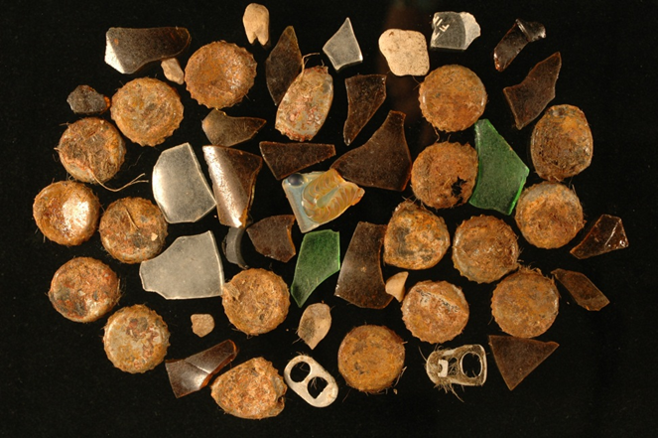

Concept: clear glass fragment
[[191, 314, 215, 337], [334, 222, 391, 309], [570, 214, 629, 259], [140, 231, 224, 299], [332, 110, 411, 191], [246, 215, 297, 262], [494, 19, 546, 72], [343, 74, 387, 146], [291, 230, 341, 307], [260, 142, 336, 180], [297, 303, 332, 349], [284, 355, 338, 408], [223, 227, 249, 269], [469, 119, 529, 215], [165, 339, 238, 398], [425, 345, 487, 392], [266, 26, 302, 105], [322, 17, 363, 72], [430, 12, 481, 51], [243, 3, 269, 46], [552, 269, 610, 311], [385, 271, 408, 302], [66, 85, 110, 115], [488, 335, 558, 391], [161, 58, 185, 85], [282, 170, 364, 233], [104, 27, 191, 74], [504, 52, 561, 129], [202, 110, 266, 147], [378, 29, 429, 76], [203, 146, 262, 228], [152, 143, 216, 224]]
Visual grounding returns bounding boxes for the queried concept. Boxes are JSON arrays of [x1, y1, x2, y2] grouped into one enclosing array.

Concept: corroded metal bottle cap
[[103, 304, 170, 373]]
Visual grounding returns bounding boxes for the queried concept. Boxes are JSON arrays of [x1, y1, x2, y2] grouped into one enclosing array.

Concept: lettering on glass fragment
[[430, 12, 481, 51]]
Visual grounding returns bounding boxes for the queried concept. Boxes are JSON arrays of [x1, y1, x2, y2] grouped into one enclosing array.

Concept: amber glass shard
[[67, 85, 110, 115], [223, 227, 249, 269], [488, 335, 558, 390], [343, 74, 387, 146], [246, 215, 296, 262], [298, 303, 332, 349], [276, 66, 333, 141], [266, 26, 302, 105], [331, 111, 411, 191], [570, 214, 629, 259], [378, 29, 429, 76], [291, 230, 341, 307], [104, 27, 191, 74], [334, 222, 391, 309], [203, 146, 262, 228], [260, 142, 336, 180], [322, 17, 363, 72], [165, 339, 238, 398], [494, 19, 546, 72], [202, 110, 265, 147], [430, 12, 481, 51], [504, 52, 561, 130], [552, 269, 609, 311]]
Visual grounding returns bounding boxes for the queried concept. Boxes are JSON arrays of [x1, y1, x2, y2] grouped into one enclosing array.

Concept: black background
[[2, 1, 657, 437]]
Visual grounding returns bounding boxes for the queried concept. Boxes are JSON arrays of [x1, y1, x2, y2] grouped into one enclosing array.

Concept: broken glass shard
[[243, 3, 269, 46], [203, 146, 262, 228], [343, 74, 387, 146], [284, 355, 338, 408], [552, 269, 609, 311], [246, 215, 296, 262], [152, 143, 216, 224], [430, 12, 480, 51], [570, 214, 629, 259], [165, 339, 238, 398], [334, 222, 392, 309], [494, 19, 546, 72], [378, 29, 429, 76], [191, 314, 215, 337], [504, 52, 561, 129], [140, 231, 224, 299], [161, 58, 185, 85], [223, 227, 249, 269], [322, 17, 363, 72], [488, 335, 558, 391], [291, 230, 341, 307], [260, 142, 336, 180], [298, 303, 332, 349], [105, 27, 191, 74], [202, 110, 266, 147], [385, 271, 408, 302], [425, 345, 487, 392], [66, 85, 110, 115], [331, 110, 411, 191], [276, 66, 333, 141], [282, 169, 365, 233], [266, 26, 303, 105], [469, 119, 529, 215]]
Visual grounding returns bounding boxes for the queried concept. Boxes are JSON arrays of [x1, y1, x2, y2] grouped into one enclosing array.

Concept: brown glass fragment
[[488, 335, 558, 390], [260, 142, 336, 180], [165, 339, 238, 398], [266, 26, 302, 105], [343, 74, 387, 145], [334, 222, 392, 309], [66, 85, 110, 115], [246, 215, 296, 262], [494, 19, 546, 72], [331, 110, 411, 191], [337, 325, 405, 393], [552, 269, 609, 311], [202, 110, 266, 147], [504, 52, 561, 130], [570, 214, 628, 259]]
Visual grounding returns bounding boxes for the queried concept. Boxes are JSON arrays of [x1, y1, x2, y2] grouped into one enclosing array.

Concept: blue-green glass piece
[[291, 230, 341, 307]]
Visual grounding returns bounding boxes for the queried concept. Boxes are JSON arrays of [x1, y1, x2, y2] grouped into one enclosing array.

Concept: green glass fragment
[[469, 119, 529, 215], [290, 230, 341, 307]]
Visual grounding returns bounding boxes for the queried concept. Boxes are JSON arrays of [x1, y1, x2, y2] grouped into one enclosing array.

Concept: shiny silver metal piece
[[322, 18, 363, 71], [425, 344, 487, 389], [284, 355, 338, 408]]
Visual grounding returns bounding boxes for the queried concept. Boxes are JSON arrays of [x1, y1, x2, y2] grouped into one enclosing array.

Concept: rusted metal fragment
[[67, 85, 110, 115], [322, 17, 363, 71], [297, 303, 332, 350], [161, 58, 185, 84], [33, 181, 100, 246], [243, 3, 269, 46], [103, 304, 170, 374], [334, 222, 391, 309], [223, 227, 249, 269], [191, 314, 215, 337], [425, 345, 487, 392], [338, 325, 405, 393], [104, 27, 191, 74], [343, 74, 386, 145], [202, 110, 266, 147], [402, 280, 469, 344], [284, 355, 338, 407], [488, 335, 558, 390], [211, 357, 286, 419], [491, 268, 559, 338], [291, 230, 340, 307], [332, 110, 411, 191], [165, 339, 238, 398], [378, 29, 429, 76], [494, 19, 546, 72], [570, 214, 629, 259], [384, 200, 450, 270], [430, 12, 481, 51], [48, 257, 120, 323], [185, 41, 257, 109], [266, 26, 302, 105], [260, 142, 336, 180], [246, 215, 296, 262], [203, 146, 262, 228], [552, 268, 609, 311], [504, 52, 561, 130], [385, 272, 408, 302], [276, 66, 333, 141]]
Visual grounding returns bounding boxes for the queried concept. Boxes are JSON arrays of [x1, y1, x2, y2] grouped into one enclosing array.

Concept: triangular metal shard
[[343, 74, 387, 146], [322, 17, 363, 71], [266, 26, 303, 105], [488, 335, 558, 390], [202, 110, 266, 147], [260, 141, 336, 180]]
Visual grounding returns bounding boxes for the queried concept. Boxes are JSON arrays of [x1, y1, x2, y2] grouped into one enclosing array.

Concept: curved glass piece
[[291, 230, 340, 307]]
